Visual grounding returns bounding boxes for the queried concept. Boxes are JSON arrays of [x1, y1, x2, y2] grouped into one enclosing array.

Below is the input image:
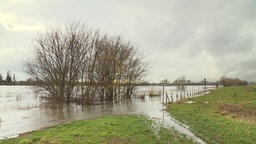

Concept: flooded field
[[0, 85, 211, 143]]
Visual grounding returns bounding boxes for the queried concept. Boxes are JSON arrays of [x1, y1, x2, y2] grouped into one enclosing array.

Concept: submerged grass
[[167, 86, 256, 144], [0, 115, 196, 144]]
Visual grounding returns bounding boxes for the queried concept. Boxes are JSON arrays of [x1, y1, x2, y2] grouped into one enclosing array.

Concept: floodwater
[[0, 85, 212, 143]]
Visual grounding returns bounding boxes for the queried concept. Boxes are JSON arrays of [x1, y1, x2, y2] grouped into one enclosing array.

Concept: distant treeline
[[217, 76, 248, 87], [0, 80, 218, 86], [0, 71, 16, 85]]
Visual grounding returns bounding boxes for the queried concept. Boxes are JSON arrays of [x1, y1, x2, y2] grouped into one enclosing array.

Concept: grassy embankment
[[167, 86, 256, 144], [0, 115, 196, 144]]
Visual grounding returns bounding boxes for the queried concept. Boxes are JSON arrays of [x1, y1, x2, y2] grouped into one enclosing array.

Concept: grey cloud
[[204, 29, 255, 56], [0, 23, 6, 33], [1, 0, 256, 82], [110, 0, 256, 81], [0, 23, 7, 47]]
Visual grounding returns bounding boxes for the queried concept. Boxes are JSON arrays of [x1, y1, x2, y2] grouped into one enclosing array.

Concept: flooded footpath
[[0, 85, 211, 143]]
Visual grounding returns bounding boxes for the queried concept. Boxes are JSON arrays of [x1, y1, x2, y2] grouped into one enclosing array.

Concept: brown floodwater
[[0, 85, 210, 143]]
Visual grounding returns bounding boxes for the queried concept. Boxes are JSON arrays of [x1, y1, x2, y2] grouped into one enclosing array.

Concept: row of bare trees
[[24, 22, 147, 104], [0, 71, 15, 84], [218, 76, 248, 87], [174, 76, 187, 91]]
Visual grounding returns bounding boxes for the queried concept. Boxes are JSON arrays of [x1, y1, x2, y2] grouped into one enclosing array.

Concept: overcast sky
[[1, 0, 256, 82]]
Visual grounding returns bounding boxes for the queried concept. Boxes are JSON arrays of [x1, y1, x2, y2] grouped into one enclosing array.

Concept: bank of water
[[0, 85, 211, 143]]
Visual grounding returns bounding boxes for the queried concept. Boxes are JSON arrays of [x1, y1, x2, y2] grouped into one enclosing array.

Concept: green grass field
[[0, 115, 196, 144], [167, 86, 256, 144]]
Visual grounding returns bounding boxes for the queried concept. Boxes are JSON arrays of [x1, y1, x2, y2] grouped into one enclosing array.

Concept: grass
[[167, 86, 256, 144], [0, 115, 196, 144]]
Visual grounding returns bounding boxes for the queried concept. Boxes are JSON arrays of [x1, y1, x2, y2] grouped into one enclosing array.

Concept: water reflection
[[0, 85, 208, 143]]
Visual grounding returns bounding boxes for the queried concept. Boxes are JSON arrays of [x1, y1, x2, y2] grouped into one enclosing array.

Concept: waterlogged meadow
[[168, 86, 256, 144], [0, 115, 196, 144], [0, 85, 208, 143]]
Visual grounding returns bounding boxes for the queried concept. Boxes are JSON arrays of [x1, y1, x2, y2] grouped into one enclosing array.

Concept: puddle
[[160, 107, 206, 144], [130, 96, 206, 144], [0, 85, 212, 143]]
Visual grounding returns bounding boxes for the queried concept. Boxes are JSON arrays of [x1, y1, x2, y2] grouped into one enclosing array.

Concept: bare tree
[[92, 35, 148, 103], [0, 74, 3, 83], [25, 22, 148, 104], [175, 76, 187, 91], [24, 22, 91, 103], [6, 71, 12, 84]]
